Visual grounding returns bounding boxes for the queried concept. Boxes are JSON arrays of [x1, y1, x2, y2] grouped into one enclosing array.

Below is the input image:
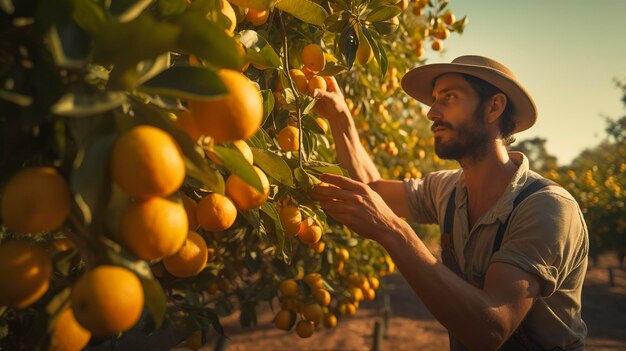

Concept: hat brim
[[401, 63, 537, 133]]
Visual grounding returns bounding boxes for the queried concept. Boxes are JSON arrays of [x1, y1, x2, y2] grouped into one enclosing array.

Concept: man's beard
[[432, 105, 490, 161]]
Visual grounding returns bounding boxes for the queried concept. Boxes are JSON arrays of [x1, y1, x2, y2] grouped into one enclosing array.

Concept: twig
[[278, 11, 303, 169]]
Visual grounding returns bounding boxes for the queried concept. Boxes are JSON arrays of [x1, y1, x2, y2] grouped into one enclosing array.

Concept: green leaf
[[157, 0, 188, 16], [237, 30, 281, 69], [366, 5, 401, 22], [300, 96, 317, 116], [108, 0, 153, 22], [0, 90, 33, 107], [71, 133, 116, 225], [452, 15, 468, 34], [251, 148, 294, 187], [274, 0, 328, 27], [141, 278, 167, 329], [317, 62, 349, 76], [138, 66, 229, 100], [339, 25, 358, 69], [304, 164, 344, 176], [51, 92, 126, 117], [302, 114, 324, 134], [261, 89, 274, 124], [368, 0, 397, 9], [372, 18, 399, 35], [174, 12, 242, 70], [212, 145, 264, 192], [229, 0, 274, 9], [324, 12, 349, 34], [93, 14, 180, 66], [47, 22, 92, 68], [260, 203, 286, 258], [362, 26, 387, 77], [72, 0, 107, 34]]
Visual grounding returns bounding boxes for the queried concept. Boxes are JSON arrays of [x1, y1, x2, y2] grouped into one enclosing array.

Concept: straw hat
[[401, 55, 537, 133]]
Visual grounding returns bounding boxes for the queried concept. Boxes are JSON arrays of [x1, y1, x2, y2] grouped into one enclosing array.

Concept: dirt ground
[[179, 266, 626, 351]]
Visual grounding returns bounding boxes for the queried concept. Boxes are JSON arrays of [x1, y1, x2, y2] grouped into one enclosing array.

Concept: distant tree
[[510, 137, 559, 174]]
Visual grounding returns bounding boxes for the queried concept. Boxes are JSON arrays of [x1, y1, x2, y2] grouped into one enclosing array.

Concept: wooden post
[[608, 267, 615, 287], [382, 286, 391, 338], [372, 321, 382, 351]]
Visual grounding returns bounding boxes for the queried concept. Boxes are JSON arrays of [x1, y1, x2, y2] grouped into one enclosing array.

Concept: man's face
[[427, 74, 490, 161]]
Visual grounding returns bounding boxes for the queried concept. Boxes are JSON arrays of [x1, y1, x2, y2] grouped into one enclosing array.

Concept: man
[[310, 56, 588, 350]]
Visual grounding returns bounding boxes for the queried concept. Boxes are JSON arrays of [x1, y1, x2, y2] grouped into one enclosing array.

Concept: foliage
[[516, 82, 626, 266], [0, 0, 466, 348]]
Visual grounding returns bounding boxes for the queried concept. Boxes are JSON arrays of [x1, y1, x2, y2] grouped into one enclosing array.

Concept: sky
[[420, 0, 626, 165]]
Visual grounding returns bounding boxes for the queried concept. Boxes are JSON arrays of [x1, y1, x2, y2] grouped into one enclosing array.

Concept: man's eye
[[445, 93, 456, 100]]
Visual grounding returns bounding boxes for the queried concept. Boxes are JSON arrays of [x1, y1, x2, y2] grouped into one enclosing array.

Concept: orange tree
[[514, 82, 626, 266], [0, 0, 465, 348]]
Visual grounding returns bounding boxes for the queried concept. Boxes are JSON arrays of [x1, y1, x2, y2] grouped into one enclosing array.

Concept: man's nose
[[426, 106, 441, 121]]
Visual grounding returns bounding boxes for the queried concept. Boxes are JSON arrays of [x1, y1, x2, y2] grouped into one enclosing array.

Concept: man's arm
[[311, 173, 541, 351], [312, 78, 411, 218], [312, 77, 380, 184]]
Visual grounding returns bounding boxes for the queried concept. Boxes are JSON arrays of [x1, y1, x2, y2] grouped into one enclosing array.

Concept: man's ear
[[486, 93, 507, 124]]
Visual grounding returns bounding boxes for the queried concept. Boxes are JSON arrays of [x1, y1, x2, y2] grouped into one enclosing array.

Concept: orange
[[0, 240, 52, 308], [442, 10, 455, 25], [185, 330, 202, 350], [71, 265, 144, 336], [175, 111, 203, 141], [295, 320, 314, 338], [274, 309, 293, 330], [111, 125, 185, 199], [206, 140, 254, 166], [235, 39, 250, 71], [313, 288, 331, 306], [307, 75, 327, 95], [163, 231, 208, 277], [277, 126, 299, 152], [245, 8, 269, 26], [221, 0, 237, 35], [46, 237, 76, 256], [336, 248, 349, 262], [431, 39, 443, 51], [302, 303, 323, 325], [119, 197, 188, 260], [310, 240, 325, 254], [303, 273, 323, 290], [349, 286, 364, 302], [339, 302, 356, 316], [225, 166, 270, 210], [301, 44, 325, 72], [182, 194, 199, 231], [288, 69, 308, 94], [315, 117, 329, 133], [279, 279, 299, 297], [281, 297, 298, 310], [49, 307, 91, 351], [233, 140, 254, 164], [396, 0, 408, 10], [279, 205, 301, 236], [364, 288, 376, 301], [196, 193, 237, 231], [298, 219, 322, 244], [369, 276, 380, 290], [190, 69, 263, 143], [322, 313, 337, 329], [433, 28, 450, 40], [356, 39, 374, 66], [1, 166, 71, 233]]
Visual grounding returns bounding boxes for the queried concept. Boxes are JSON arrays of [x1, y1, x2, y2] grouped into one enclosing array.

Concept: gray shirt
[[403, 152, 588, 350]]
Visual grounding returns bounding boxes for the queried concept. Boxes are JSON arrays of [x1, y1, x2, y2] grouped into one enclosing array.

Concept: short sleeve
[[403, 170, 460, 225], [490, 188, 588, 297]]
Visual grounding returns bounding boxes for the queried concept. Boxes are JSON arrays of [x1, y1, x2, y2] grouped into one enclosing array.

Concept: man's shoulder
[[523, 171, 578, 206]]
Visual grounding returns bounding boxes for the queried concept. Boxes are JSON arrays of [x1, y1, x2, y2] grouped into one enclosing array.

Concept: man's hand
[[310, 173, 406, 244], [312, 77, 351, 123]]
